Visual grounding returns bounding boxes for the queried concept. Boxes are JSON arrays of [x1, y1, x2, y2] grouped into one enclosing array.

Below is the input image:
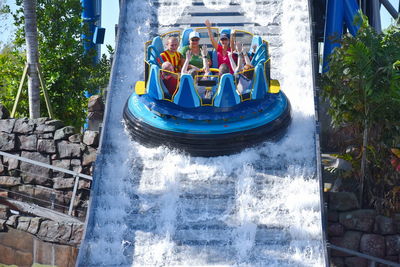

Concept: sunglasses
[[220, 38, 228, 41], [191, 38, 200, 42]]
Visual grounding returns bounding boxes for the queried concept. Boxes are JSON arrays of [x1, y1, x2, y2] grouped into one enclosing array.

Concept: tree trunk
[[23, 0, 40, 118]]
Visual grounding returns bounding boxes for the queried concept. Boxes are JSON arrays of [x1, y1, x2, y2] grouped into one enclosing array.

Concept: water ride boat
[[123, 28, 291, 157]]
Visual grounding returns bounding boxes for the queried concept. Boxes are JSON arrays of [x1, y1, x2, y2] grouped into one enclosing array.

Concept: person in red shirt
[[161, 62, 178, 97], [205, 19, 235, 73], [160, 37, 183, 72]]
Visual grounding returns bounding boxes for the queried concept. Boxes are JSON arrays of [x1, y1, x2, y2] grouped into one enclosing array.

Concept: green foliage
[[0, 45, 27, 117], [322, 15, 400, 214], [0, 0, 112, 129]]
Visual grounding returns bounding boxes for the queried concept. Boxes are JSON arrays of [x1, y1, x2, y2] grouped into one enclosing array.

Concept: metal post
[[68, 174, 80, 216], [11, 63, 28, 118]]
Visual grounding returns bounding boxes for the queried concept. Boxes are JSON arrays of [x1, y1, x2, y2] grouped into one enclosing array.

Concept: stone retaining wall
[[327, 192, 400, 266], [0, 115, 99, 217]]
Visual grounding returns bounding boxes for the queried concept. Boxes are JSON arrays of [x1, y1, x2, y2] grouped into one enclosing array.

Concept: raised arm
[[200, 44, 210, 74], [181, 50, 192, 74], [205, 19, 218, 50], [236, 42, 244, 72], [243, 48, 252, 66], [228, 51, 238, 73]]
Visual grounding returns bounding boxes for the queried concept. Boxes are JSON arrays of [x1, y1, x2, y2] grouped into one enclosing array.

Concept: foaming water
[[80, 0, 325, 266]]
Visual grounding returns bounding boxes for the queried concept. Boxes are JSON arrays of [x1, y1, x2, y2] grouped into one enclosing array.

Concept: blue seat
[[251, 63, 269, 100], [213, 74, 241, 108], [179, 29, 193, 50], [251, 43, 268, 67], [173, 74, 201, 108], [147, 36, 165, 66], [147, 64, 169, 100]]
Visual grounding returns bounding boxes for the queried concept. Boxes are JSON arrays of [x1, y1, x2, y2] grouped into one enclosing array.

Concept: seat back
[[213, 74, 241, 108], [147, 36, 164, 66], [173, 74, 201, 108], [251, 43, 267, 67], [147, 64, 167, 100], [251, 63, 269, 100], [179, 29, 193, 50]]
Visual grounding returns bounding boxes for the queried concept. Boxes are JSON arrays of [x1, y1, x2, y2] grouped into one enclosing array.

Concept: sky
[[0, 0, 398, 53]]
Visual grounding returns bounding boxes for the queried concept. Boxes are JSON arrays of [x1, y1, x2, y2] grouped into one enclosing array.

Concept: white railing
[[0, 150, 92, 217]]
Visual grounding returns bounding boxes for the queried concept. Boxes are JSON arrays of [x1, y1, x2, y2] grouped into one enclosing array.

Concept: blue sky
[[1, 0, 399, 53]]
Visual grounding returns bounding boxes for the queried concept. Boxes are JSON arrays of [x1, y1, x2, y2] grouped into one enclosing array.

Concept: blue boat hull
[[123, 91, 291, 157]]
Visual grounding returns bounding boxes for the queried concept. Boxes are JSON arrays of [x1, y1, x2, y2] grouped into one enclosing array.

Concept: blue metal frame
[[322, 0, 360, 72]]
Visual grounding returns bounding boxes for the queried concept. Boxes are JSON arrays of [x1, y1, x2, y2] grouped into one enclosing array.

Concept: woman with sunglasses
[[180, 31, 210, 70], [205, 19, 235, 73]]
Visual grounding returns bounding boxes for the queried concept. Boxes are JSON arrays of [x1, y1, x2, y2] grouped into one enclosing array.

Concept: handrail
[[328, 244, 400, 267], [0, 151, 92, 181]]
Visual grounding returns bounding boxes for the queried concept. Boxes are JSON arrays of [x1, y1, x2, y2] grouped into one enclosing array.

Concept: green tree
[[1, 0, 111, 128], [322, 16, 400, 213]]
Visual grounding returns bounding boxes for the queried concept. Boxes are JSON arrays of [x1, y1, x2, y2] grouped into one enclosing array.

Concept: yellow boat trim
[[269, 80, 280, 93], [135, 81, 146, 95]]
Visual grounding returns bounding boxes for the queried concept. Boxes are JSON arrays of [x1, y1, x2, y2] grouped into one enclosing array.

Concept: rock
[[0, 119, 15, 133], [329, 192, 359, 211], [51, 159, 71, 178], [37, 139, 56, 154], [70, 223, 84, 245], [71, 159, 82, 173], [18, 134, 38, 151], [0, 176, 22, 187], [328, 223, 345, 236], [374, 215, 396, 235], [13, 118, 35, 134], [37, 220, 72, 243], [0, 219, 6, 231], [27, 217, 42, 235], [331, 231, 362, 257], [82, 146, 97, 166], [0, 105, 10, 119], [20, 151, 51, 185], [35, 119, 64, 133], [6, 215, 19, 227], [88, 95, 104, 112], [394, 214, 400, 233], [0, 157, 4, 175], [344, 257, 367, 267], [385, 235, 400, 256], [53, 178, 75, 190], [83, 130, 99, 147], [37, 132, 53, 139], [68, 133, 82, 143], [32, 117, 49, 126], [57, 141, 82, 159], [330, 257, 344, 267], [0, 204, 10, 219], [360, 234, 385, 258], [0, 132, 16, 151], [78, 179, 91, 190], [16, 216, 31, 231], [2, 152, 20, 173], [339, 209, 376, 232], [54, 126, 75, 141], [328, 213, 339, 222]]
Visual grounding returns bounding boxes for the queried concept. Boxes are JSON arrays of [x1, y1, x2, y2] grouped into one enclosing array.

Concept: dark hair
[[219, 64, 230, 75]]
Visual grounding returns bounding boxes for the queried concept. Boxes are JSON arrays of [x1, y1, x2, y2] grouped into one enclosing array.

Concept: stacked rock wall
[[327, 192, 400, 266], [0, 102, 103, 266], [0, 117, 98, 217]]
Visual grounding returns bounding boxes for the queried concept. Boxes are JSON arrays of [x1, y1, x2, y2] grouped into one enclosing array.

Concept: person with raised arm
[[205, 19, 235, 73], [228, 42, 254, 95]]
